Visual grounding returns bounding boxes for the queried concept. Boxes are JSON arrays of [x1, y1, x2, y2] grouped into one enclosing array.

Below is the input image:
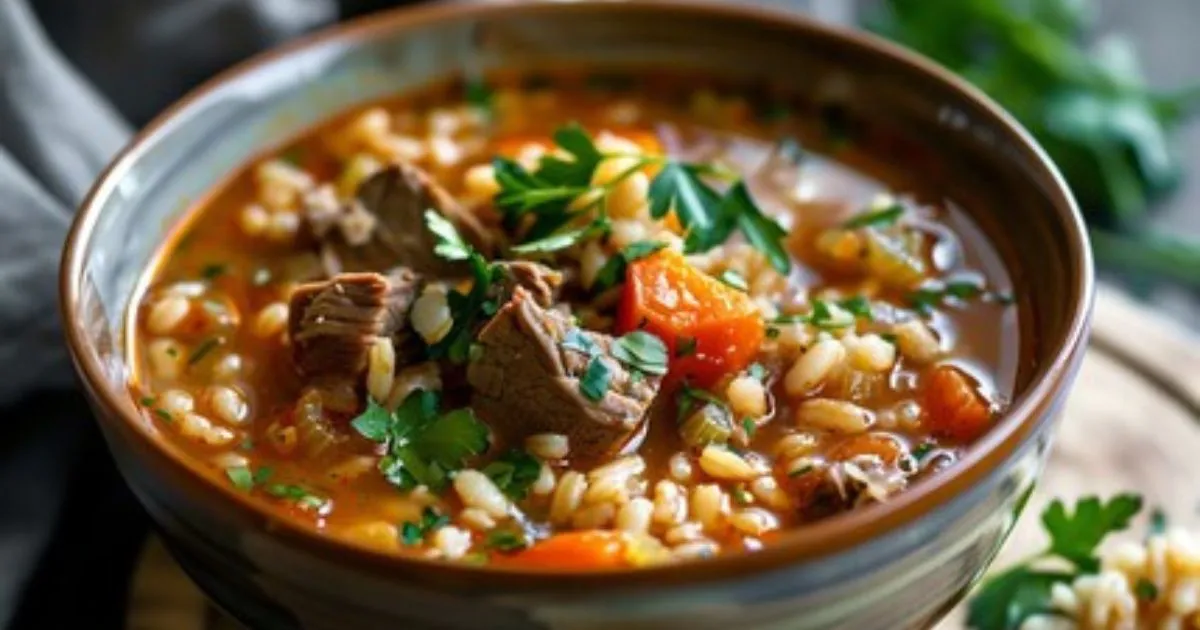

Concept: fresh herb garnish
[[611, 330, 669, 376], [741, 418, 757, 439], [967, 494, 1143, 630], [401, 506, 450, 546], [200, 263, 227, 280], [747, 362, 766, 381], [579, 356, 612, 402], [510, 215, 611, 255], [482, 450, 542, 500], [485, 529, 529, 552], [842, 204, 904, 229], [838, 296, 874, 320], [561, 328, 600, 357], [676, 384, 730, 424], [350, 391, 490, 492], [788, 464, 814, 477], [153, 408, 173, 422], [423, 212, 503, 363], [264, 484, 328, 511], [1135, 577, 1159, 601], [716, 269, 749, 292], [188, 337, 223, 366], [726, 182, 791, 274], [225, 466, 254, 491], [773, 299, 859, 330], [464, 78, 492, 114], [908, 280, 988, 315], [731, 486, 753, 505], [911, 442, 935, 461], [593, 240, 667, 291], [1148, 507, 1168, 537], [139, 396, 155, 406]]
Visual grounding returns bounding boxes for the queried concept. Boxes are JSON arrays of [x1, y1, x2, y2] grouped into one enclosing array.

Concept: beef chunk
[[494, 261, 563, 308], [288, 268, 422, 383], [307, 163, 493, 277], [467, 288, 662, 460]]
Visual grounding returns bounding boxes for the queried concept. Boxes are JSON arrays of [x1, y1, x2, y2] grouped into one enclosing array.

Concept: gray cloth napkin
[[0, 1, 336, 627]]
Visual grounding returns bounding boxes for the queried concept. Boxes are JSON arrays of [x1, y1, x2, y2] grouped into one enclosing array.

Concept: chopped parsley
[[579, 356, 612, 402], [350, 392, 490, 492], [593, 240, 667, 291], [225, 466, 254, 491], [911, 442, 935, 461], [1135, 577, 1158, 601], [908, 279, 991, 315], [842, 203, 905, 229], [741, 418, 757, 439], [612, 330, 669, 376], [731, 486, 753, 505], [716, 269, 749, 292], [1149, 508, 1168, 537], [200, 263, 227, 280], [187, 337, 223, 366], [264, 484, 328, 511], [837, 295, 874, 320], [746, 363, 767, 381], [788, 464, 814, 477], [464, 78, 493, 114], [139, 396, 156, 406], [675, 336, 698, 358], [561, 328, 600, 356], [510, 215, 611, 255], [772, 298, 860, 330], [401, 506, 450, 546], [423, 211, 504, 363], [482, 450, 542, 500], [485, 529, 529, 552], [153, 408, 173, 422], [675, 384, 729, 424], [967, 494, 1144, 630]]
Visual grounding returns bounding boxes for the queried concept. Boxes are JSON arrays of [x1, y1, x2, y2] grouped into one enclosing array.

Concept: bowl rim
[[60, 0, 1093, 590]]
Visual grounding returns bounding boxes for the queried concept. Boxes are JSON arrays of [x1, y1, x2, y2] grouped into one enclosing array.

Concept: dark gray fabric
[[0, 1, 344, 627]]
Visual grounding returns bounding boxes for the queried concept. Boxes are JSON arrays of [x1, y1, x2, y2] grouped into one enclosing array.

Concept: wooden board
[[124, 286, 1200, 630]]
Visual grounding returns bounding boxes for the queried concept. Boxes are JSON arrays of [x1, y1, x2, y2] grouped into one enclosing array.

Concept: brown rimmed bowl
[[59, 1, 1092, 628]]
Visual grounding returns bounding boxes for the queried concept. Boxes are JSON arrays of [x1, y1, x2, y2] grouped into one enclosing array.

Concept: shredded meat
[[494, 261, 563, 308], [467, 288, 661, 461], [305, 163, 493, 277], [288, 268, 422, 383]]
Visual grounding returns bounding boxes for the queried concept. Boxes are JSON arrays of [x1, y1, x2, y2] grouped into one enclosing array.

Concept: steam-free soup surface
[[130, 72, 1018, 569]]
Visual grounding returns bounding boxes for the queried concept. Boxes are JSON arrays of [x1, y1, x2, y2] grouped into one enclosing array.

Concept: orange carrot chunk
[[923, 364, 993, 443], [617, 250, 764, 387], [503, 531, 629, 570]]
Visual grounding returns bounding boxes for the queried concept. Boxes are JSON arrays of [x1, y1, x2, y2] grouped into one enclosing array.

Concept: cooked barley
[[795, 398, 873, 433], [728, 508, 779, 536], [211, 452, 249, 469], [531, 463, 556, 496], [178, 412, 236, 446], [609, 219, 649, 250], [652, 480, 688, 527], [773, 432, 819, 460], [550, 471, 588, 525], [749, 476, 791, 511], [264, 211, 301, 242], [525, 433, 569, 461], [428, 135, 463, 168], [785, 338, 846, 396], [158, 389, 194, 419], [385, 362, 442, 410], [433, 526, 472, 559], [616, 497, 654, 533], [668, 452, 694, 482], [366, 337, 396, 402], [672, 541, 720, 561], [463, 164, 500, 200], [588, 455, 645, 483], [698, 445, 758, 481], [572, 502, 616, 529], [664, 522, 705, 545], [459, 507, 497, 532], [691, 484, 729, 532], [147, 296, 191, 335], [583, 474, 630, 505], [726, 376, 768, 418], [344, 521, 399, 552], [211, 353, 243, 382], [253, 302, 289, 338], [453, 470, 511, 519], [147, 338, 185, 380], [207, 385, 249, 425], [844, 333, 897, 372], [893, 320, 941, 364], [579, 241, 608, 290]]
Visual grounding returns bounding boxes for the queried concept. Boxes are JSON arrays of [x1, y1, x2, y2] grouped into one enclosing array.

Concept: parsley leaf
[[535, 123, 604, 186], [908, 280, 988, 315], [579, 356, 612, 402], [561, 328, 600, 356], [423, 213, 500, 364], [838, 296, 874, 320], [966, 567, 1073, 630], [200, 263, 227, 280], [350, 389, 490, 492], [611, 330, 669, 376], [510, 215, 611, 254], [188, 337, 223, 365], [485, 529, 529, 552], [482, 450, 542, 500], [716, 269, 749, 292], [1042, 494, 1143, 572], [225, 466, 254, 491], [1135, 577, 1158, 601], [741, 418, 757, 439], [401, 506, 450, 546], [464, 78, 492, 114], [648, 162, 730, 252], [424, 210, 473, 261], [842, 203, 904, 229], [1149, 507, 1168, 537], [727, 182, 791, 274], [264, 484, 328, 511], [593, 240, 666, 291]]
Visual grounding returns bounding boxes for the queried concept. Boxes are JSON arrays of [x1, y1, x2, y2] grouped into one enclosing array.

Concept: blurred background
[[2, 0, 1198, 629]]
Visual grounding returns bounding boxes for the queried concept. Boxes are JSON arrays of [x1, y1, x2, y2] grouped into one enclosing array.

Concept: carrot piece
[[502, 531, 629, 570], [827, 433, 904, 464], [923, 365, 993, 442], [617, 250, 765, 387]]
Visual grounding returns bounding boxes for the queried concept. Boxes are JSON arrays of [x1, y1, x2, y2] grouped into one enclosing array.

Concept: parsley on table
[[593, 240, 667, 291], [716, 269, 749, 292], [611, 330, 669, 376], [350, 391, 490, 493], [482, 449, 542, 500], [401, 506, 450, 546], [579, 356, 612, 402], [842, 203, 905, 229], [966, 494, 1143, 630]]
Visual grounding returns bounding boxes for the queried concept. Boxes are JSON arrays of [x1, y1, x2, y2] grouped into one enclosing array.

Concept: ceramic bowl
[[60, 2, 1092, 628]]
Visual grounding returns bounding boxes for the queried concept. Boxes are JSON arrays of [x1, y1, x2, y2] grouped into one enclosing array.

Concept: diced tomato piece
[[923, 365, 993, 442], [501, 531, 628, 570], [617, 250, 764, 387]]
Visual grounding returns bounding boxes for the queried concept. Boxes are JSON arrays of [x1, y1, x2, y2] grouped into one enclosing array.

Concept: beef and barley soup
[[129, 72, 1020, 569]]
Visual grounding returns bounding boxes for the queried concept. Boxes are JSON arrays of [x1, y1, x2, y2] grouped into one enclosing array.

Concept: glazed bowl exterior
[[60, 2, 1093, 629]]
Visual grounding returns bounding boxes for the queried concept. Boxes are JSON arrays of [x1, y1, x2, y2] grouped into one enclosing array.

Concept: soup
[[128, 71, 1018, 569]]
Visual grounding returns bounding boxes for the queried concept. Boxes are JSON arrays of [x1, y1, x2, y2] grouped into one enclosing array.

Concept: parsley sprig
[[492, 124, 791, 274], [423, 211, 502, 363], [350, 391, 489, 493], [967, 494, 1143, 630]]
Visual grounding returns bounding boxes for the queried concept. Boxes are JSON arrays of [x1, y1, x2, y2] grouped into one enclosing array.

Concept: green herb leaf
[[579, 356, 612, 402], [1149, 507, 1168, 537], [593, 240, 666, 291], [838, 296, 874, 320], [350, 398, 393, 442], [410, 409, 490, 471], [741, 418, 757, 439], [465, 78, 492, 113], [675, 336, 698, 358], [561, 328, 600, 357], [647, 162, 730, 251], [225, 466, 254, 491], [400, 506, 450, 546], [908, 280, 987, 315], [1042, 494, 1143, 572], [1135, 577, 1158, 601], [612, 330, 669, 376], [535, 122, 604, 187], [911, 442, 935, 460], [188, 337, 223, 366], [482, 450, 542, 500], [966, 566, 1074, 630], [716, 269, 749, 292], [425, 210, 474, 261], [485, 529, 529, 552], [727, 182, 791, 274], [200, 263, 228, 280], [510, 215, 611, 254], [843, 204, 904, 229], [264, 484, 328, 511]]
